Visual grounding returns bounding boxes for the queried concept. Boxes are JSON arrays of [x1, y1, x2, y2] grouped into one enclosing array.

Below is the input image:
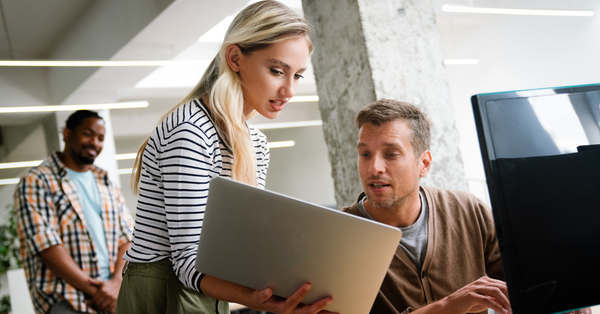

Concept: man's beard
[[77, 154, 96, 165], [366, 192, 398, 210], [75, 147, 97, 165]]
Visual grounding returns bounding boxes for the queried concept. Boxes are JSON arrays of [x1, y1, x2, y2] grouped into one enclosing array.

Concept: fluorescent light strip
[[0, 160, 43, 170], [443, 59, 480, 65], [442, 5, 594, 16], [2, 141, 291, 181], [117, 168, 133, 175], [289, 95, 319, 102], [115, 153, 137, 160], [0, 60, 209, 67], [199, 16, 234, 42], [254, 120, 323, 130], [0, 153, 137, 170], [267, 141, 295, 149], [0, 101, 148, 113], [0, 178, 20, 186]]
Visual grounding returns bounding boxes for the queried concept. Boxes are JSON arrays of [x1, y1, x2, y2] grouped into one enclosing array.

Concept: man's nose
[[370, 154, 385, 175], [91, 137, 103, 147]]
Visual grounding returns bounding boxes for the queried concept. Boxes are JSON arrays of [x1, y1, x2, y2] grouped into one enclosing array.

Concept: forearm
[[200, 275, 260, 309], [113, 242, 131, 280], [410, 299, 447, 314], [38, 244, 98, 296]]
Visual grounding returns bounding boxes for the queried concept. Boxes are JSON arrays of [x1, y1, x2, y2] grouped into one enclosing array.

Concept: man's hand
[[412, 276, 511, 314], [439, 276, 511, 314], [565, 308, 592, 314], [87, 277, 122, 314]]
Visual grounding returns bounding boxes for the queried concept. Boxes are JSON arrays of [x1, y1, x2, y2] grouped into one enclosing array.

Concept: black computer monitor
[[472, 83, 600, 314]]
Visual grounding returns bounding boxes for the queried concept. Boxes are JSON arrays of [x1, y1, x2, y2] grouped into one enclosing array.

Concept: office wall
[[433, 0, 600, 203]]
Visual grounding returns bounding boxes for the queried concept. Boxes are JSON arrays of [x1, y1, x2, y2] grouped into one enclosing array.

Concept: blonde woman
[[115, 1, 335, 314]]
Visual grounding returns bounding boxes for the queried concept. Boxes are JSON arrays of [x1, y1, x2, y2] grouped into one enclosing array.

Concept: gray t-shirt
[[358, 191, 429, 269]]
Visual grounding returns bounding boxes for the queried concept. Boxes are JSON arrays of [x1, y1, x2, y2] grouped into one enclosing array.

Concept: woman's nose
[[280, 78, 295, 99]]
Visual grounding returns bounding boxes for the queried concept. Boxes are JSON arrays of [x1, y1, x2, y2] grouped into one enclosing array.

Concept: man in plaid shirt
[[14, 110, 133, 314]]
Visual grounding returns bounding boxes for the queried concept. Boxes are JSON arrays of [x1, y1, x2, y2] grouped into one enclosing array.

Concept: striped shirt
[[14, 152, 134, 314], [124, 99, 270, 292]]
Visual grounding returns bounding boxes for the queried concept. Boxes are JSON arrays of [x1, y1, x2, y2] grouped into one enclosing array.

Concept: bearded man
[[15, 110, 133, 314]]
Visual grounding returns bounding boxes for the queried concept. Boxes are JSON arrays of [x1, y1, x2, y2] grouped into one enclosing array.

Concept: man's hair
[[355, 99, 431, 156], [65, 110, 102, 130]]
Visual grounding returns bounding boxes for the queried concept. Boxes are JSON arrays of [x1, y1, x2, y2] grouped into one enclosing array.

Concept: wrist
[[413, 298, 447, 314], [81, 280, 99, 296]]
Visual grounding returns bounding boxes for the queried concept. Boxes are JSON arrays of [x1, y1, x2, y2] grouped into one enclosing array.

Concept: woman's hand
[[200, 275, 337, 314], [252, 283, 337, 314]]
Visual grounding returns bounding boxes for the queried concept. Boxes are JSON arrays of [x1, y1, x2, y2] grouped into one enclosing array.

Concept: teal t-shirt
[[66, 168, 110, 280]]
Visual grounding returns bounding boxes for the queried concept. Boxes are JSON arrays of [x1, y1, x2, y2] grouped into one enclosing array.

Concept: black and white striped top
[[124, 99, 270, 292]]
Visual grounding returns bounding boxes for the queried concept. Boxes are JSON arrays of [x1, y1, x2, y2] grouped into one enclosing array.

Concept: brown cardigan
[[342, 186, 503, 314]]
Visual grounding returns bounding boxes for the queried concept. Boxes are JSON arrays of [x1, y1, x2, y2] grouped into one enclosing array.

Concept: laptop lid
[[195, 177, 402, 314]]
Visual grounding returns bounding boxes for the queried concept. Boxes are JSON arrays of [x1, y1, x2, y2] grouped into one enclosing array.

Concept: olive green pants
[[115, 259, 228, 314]]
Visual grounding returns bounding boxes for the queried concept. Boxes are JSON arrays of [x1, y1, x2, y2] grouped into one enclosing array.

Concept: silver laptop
[[195, 177, 402, 314]]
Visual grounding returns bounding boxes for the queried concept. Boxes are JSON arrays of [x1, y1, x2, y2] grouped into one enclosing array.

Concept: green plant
[[0, 204, 21, 314]]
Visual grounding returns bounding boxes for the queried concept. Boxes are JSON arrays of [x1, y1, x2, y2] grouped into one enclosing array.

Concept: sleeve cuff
[[27, 228, 62, 255], [196, 273, 206, 295]]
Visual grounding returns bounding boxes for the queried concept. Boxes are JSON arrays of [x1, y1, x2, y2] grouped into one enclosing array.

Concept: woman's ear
[[226, 44, 242, 72]]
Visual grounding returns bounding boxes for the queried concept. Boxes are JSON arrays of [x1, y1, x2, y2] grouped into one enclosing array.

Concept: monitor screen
[[472, 83, 600, 314]]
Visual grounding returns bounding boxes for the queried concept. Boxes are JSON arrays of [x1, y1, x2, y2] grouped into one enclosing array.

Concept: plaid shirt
[[14, 152, 134, 314]]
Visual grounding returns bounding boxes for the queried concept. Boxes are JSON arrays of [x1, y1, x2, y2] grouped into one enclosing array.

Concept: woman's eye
[[294, 74, 304, 79], [270, 69, 283, 75]]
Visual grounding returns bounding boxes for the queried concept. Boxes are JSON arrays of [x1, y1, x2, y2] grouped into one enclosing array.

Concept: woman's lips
[[270, 100, 287, 111]]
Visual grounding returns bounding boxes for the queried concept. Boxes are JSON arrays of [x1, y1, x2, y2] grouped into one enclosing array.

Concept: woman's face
[[234, 36, 311, 119]]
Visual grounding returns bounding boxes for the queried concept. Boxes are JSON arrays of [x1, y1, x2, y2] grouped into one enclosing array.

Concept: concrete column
[[302, 0, 468, 208]]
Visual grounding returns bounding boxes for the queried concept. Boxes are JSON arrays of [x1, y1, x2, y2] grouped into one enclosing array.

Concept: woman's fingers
[[284, 283, 312, 308]]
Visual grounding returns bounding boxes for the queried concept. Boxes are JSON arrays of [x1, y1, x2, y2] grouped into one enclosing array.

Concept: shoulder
[[341, 192, 367, 218], [422, 186, 485, 206], [248, 125, 268, 146], [158, 99, 215, 134], [422, 186, 491, 218], [19, 155, 60, 184], [153, 99, 220, 147]]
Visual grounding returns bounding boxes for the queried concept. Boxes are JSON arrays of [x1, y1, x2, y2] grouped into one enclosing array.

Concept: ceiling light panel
[[443, 59, 480, 65], [0, 60, 209, 67], [442, 5, 594, 17], [0, 101, 148, 113], [199, 16, 234, 42]]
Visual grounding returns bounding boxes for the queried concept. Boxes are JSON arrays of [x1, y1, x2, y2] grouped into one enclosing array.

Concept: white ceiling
[[0, 0, 598, 137]]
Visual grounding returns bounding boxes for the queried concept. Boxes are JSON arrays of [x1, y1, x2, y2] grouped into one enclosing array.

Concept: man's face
[[357, 120, 430, 210], [64, 117, 105, 165]]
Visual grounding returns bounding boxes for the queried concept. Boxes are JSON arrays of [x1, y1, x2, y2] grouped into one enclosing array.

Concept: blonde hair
[[131, 0, 313, 194]]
